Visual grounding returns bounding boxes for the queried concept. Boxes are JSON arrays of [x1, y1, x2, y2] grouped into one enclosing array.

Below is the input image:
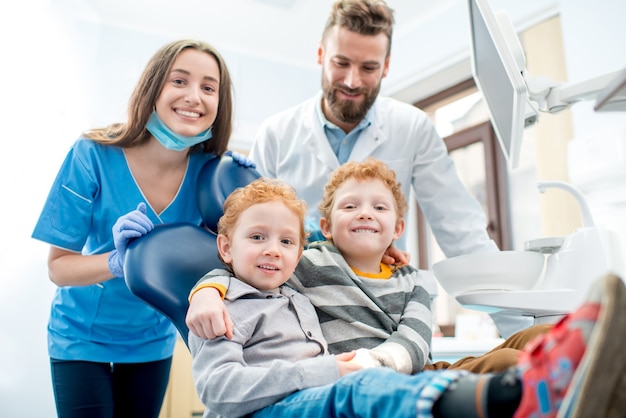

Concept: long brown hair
[[84, 39, 233, 155]]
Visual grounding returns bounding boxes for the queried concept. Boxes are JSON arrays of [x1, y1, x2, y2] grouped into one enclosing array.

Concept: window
[[414, 80, 510, 270]]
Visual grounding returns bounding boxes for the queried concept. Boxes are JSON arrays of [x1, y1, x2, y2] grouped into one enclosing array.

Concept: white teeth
[[260, 265, 278, 271], [177, 110, 200, 118], [353, 229, 376, 233]]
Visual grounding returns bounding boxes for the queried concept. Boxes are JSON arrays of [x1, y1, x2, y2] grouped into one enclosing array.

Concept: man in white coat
[[248, 0, 529, 336]]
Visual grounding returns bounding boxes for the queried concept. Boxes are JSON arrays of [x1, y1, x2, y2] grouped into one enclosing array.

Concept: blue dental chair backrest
[[124, 155, 261, 347]]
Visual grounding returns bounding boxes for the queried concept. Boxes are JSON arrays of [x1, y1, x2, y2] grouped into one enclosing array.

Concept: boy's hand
[[348, 348, 381, 368], [186, 287, 234, 340], [335, 351, 363, 376], [382, 246, 410, 267]]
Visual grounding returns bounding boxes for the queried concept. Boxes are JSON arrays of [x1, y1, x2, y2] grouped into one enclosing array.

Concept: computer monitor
[[468, 0, 538, 169]]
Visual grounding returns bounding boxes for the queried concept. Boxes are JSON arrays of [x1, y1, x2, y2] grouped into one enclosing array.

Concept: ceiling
[[59, 0, 453, 72], [55, 0, 561, 104]]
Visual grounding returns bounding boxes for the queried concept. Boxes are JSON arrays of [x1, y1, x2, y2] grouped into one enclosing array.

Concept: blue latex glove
[[107, 202, 154, 277], [224, 150, 256, 168]]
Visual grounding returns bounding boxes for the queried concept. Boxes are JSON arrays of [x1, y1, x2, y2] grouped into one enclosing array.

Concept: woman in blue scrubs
[[32, 39, 235, 418]]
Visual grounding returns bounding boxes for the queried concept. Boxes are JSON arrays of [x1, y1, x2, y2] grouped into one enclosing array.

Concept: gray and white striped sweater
[[290, 242, 432, 374]]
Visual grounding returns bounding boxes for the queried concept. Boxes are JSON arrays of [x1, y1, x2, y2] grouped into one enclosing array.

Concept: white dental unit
[[453, 180, 622, 323], [433, 0, 626, 327]]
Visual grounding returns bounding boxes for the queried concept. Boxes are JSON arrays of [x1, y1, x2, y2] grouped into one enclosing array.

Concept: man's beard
[[322, 75, 380, 125]]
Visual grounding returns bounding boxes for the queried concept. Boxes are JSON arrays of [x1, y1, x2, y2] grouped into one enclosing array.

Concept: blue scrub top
[[33, 138, 216, 362]]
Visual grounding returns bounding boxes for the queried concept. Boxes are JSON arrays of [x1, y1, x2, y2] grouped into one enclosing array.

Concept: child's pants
[[253, 368, 465, 418]]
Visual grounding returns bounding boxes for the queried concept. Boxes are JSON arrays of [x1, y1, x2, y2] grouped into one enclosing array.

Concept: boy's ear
[[216, 234, 233, 264], [319, 217, 333, 240], [393, 218, 405, 241]]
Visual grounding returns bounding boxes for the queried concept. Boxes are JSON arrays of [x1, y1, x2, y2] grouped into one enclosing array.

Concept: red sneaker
[[514, 274, 626, 418]]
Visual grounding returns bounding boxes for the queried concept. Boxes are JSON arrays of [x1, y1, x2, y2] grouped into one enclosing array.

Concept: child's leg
[[254, 275, 624, 418], [498, 323, 553, 349], [253, 368, 466, 418], [433, 273, 626, 418], [519, 273, 626, 418], [441, 348, 520, 373], [433, 324, 553, 374]]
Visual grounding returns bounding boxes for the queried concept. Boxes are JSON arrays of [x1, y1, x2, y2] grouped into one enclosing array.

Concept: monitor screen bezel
[[468, 0, 529, 169]]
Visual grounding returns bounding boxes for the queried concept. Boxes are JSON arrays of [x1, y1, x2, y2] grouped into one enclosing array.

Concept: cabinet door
[[159, 338, 205, 418]]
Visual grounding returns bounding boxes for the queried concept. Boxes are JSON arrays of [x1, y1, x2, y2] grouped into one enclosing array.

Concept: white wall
[[559, 0, 626, 278], [0, 2, 84, 416], [1, 0, 625, 416]]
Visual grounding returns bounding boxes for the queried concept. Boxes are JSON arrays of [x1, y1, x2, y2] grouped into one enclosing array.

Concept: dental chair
[[124, 155, 261, 347]]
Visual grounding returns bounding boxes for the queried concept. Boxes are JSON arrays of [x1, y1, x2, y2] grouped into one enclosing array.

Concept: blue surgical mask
[[146, 110, 213, 151]]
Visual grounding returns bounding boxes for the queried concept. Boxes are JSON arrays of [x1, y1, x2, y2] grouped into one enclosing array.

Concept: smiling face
[[154, 48, 220, 138], [217, 201, 303, 292], [318, 26, 390, 132], [320, 177, 404, 272]]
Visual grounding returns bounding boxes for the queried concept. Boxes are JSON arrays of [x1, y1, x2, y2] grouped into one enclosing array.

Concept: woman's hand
[[186, 287, 234, 340], [108, 202, 154, 278]]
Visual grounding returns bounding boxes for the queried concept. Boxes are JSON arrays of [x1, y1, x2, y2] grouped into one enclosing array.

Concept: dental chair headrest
[[197, 155, 261, 233], [124, 223, 220, 346]]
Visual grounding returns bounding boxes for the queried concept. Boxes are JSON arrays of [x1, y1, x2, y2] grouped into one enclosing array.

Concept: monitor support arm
[[524, 69, 624, 113]]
